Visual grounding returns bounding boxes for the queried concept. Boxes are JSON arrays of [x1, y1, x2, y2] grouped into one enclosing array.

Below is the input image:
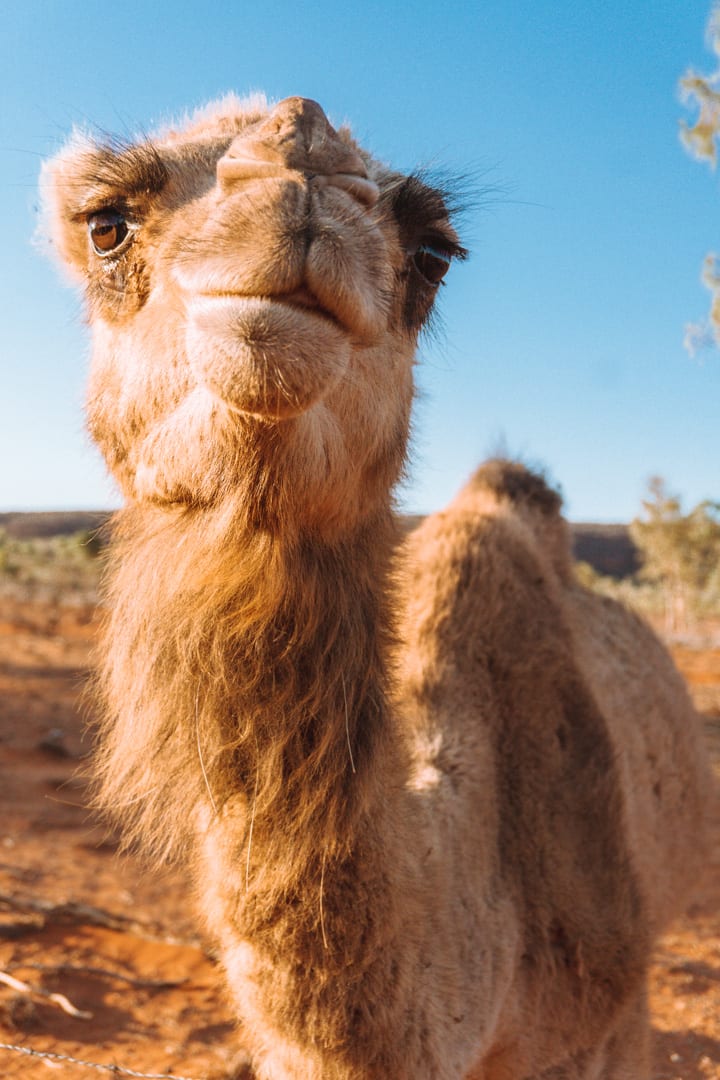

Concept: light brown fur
[[41, 95, 714, 1079]]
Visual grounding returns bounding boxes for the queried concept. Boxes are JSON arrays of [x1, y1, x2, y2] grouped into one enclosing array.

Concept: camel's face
[[42, 96, 465, 528]]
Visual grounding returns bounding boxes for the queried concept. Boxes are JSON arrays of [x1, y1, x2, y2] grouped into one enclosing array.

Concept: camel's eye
[[412, 242, 452, 286], [88, 211, 130, 256]]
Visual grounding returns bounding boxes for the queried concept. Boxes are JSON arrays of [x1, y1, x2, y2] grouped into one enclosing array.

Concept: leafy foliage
[[574, 558, 664, 617], [630, 478, 720, 632], [680, 3, 720, 352], [575, 479, 720, 637], [0, 529, 103, 604]]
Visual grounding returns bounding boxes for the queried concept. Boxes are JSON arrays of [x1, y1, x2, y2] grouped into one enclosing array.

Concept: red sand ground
[[0, 597, 718, 1079]]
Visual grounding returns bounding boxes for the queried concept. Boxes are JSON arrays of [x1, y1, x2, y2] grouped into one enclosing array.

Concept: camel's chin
[[186, 295, 351, 420]]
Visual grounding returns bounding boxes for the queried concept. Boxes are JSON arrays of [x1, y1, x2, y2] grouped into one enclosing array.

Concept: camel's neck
[[93, 500, 404, 876], [219, 510, 401, 873], [94, 499, 432, 1073]]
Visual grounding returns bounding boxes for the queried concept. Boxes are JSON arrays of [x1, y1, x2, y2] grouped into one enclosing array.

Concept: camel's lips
[[185, 289, 345, 330], [190, 287, 346, 335], [176, 257, 385, 344], [273, 286, 342, 327]]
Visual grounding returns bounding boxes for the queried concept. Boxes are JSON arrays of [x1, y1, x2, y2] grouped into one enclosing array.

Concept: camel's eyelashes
[[412, 243, 452, 286], [88, 211, 131, 256]]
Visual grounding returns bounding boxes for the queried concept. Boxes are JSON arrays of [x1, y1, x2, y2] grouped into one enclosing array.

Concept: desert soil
[[0, 596, 718, 1079]]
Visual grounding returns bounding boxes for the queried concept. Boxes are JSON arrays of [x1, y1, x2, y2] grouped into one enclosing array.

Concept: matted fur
[[42, 95, 715, 1079]]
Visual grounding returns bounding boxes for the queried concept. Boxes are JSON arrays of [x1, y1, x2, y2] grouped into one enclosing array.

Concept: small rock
[[37, 728, 71, 757]]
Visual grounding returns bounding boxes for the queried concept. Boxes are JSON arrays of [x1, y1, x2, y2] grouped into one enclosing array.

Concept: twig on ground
[[7, 961, 187, 990], [0, 891, 199, 947], [0, 969, 92, 1019]]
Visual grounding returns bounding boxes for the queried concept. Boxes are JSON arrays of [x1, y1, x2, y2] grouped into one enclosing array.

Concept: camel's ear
[[38, 132, 96, 282]]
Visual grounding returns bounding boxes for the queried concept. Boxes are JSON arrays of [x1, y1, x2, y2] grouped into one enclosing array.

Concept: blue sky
[[2, 0, 718, 520]]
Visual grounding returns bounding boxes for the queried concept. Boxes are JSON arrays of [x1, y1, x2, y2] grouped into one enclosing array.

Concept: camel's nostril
[[216, 156, 290, 183], [311, 172, 380, 209], [218, 96, 368, 184], [215, 155, 380, 209]]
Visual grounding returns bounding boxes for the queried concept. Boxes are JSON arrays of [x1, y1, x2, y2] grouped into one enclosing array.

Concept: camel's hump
[[465, 459, 563, 518]]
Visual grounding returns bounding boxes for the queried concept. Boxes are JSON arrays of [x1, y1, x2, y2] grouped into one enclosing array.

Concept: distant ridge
[[0, 511, 640, 580], [571, 522, 640, 580], [0, 510, 111, 540]]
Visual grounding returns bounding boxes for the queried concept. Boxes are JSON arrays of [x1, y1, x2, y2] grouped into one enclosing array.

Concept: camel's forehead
[[156, 92, 272, 145]]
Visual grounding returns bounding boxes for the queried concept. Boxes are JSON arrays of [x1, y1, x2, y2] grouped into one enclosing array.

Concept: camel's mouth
[[197, 287, 343, 331], [274, 285, 334, 317], [186, 293, 352, 420]]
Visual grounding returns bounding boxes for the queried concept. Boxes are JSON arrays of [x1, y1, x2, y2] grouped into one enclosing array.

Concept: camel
[[40, 94, 714, 1079]]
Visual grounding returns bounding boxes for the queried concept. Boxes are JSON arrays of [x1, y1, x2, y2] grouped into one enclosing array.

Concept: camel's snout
[[217, 96, 380, 208]]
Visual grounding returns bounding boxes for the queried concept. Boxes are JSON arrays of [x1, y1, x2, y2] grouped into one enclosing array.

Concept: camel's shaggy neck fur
[[42, 94, 714, 1080], [94, 498, 399, 878], [96, 497, 432, 1076]]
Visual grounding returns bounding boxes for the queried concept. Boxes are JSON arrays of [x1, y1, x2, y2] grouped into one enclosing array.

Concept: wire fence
[[0, 1040, 200, 1079], [0, 894, 230, 1079]]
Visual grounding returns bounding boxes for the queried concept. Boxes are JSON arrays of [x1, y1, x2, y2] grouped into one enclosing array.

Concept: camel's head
[[41, 95, 465, 532]]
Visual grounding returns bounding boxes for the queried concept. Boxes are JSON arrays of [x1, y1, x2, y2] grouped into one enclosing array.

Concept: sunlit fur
[[42, 95, 714, 1079]]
